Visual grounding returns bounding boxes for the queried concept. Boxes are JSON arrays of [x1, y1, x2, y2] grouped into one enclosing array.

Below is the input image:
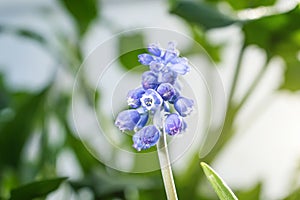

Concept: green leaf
[[243, 5, 300, 91], [0, 74, 9, 110], [0, 26, 46, 44], [284, 188, 300, 200], [9, 177, 67, 200], [118, 32, 147, 71], [0, 87, 50, 169], [201, 162, 238, 200], [242, 7, 300, 56], [236, 182, 262, 200], [170, 1, 236, 30], [205, 0, 276, 10], [280, 59, 300, 91], [15, 29, 46, 44], [59, 0, 98, 36], [227, 0, 276, 10]]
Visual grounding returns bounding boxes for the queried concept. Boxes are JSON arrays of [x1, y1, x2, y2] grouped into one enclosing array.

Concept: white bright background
[[1, 0, 300, 199]]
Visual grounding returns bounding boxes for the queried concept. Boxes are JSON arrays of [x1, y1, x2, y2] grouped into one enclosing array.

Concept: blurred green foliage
[[59, 0, 98, 36], [0, 0, 300, 199], [118, 33, 147, 71]]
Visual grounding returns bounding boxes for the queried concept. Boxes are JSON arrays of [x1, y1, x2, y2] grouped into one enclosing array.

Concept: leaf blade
[[201, 162, 238, 200], [10, 177, 67, 200], [170, 1, 236, 30], [59, 0, 98, 36]]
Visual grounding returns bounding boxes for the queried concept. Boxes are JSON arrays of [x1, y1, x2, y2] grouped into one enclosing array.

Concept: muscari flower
[[115, 41, 194, 151]]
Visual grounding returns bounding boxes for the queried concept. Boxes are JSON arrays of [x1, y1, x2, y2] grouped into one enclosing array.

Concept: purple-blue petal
[[115, 110, 140, 131], [132, 125, 160, 151], [169, 57, 190, 75], [147, 43, 162, 57], [156, 83, 175, 101], [138, 53, 154, 65], [140, 89, 163, 112], [142, 71, 158, 90], [171, 63, 190, 75], [162, 51, 177, 63], [174, 97, 194, 117], [168, 89, 180, 104], [157, 71, 177, 85], [149, 61, 164, 73], [135, 114, 149, 130], [164, 113, 182, 136], [127, 87, 145, 108], [161, 42, 179, 63]]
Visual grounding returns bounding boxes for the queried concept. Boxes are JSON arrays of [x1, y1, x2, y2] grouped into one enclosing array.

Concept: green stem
[[236, 57, 270, 111], [157, 131, 178, 200], [227, 43, 246, 108]]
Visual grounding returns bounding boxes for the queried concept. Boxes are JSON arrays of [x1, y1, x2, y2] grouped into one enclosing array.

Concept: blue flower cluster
[[115, 42, 194, 151]]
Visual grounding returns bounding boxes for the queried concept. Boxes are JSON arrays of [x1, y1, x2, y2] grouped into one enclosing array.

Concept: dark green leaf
[[0, 26, 46, 44], [170, 1, 236, 30], [118, 32, 147, 71], [231, 0, 276, 10], [0, 87, 50, 169], [211, 0, 276, 10], [10, 177, 67, 200], [236, 182, 262, 200], [59, 0, 98, 36], [201, 162, 238, 200], [15, 29, 46, 44], [0, 74, 9, 110], [243, 5, 300, 56]]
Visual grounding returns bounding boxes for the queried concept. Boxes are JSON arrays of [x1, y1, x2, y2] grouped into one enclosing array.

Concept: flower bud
[[164, 113, 182, 136], [115, 110, 140, 132], [147, 43, 162, 57], [142, 71, 158, 90], [156, 83, 175, 101], [138, 53, 154, 65], [174, 97, 194, 117], [133, 125, 160, 151]]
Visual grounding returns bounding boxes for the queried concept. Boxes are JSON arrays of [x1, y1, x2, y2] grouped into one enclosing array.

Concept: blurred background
[[0, 0, 300, 199]]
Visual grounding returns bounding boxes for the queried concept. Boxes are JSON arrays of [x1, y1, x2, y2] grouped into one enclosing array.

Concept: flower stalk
[[157, 129, 178, 200]]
